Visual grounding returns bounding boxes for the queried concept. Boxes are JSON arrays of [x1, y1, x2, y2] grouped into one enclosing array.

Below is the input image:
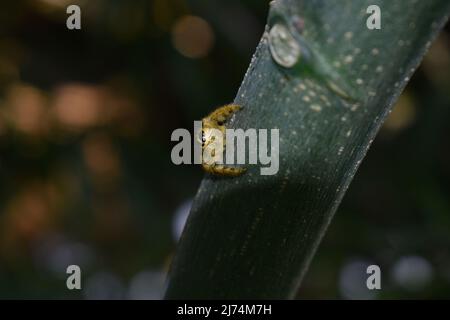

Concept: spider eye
[[201, 132, 206, 142]]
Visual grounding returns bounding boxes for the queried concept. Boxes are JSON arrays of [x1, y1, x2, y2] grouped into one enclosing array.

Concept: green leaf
[[165, 0, 450, 299]]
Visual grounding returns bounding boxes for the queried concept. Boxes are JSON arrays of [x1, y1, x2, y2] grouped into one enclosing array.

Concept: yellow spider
[[199, 104, 246, 176]]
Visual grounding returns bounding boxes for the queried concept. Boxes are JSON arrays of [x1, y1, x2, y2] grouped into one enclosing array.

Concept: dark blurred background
[[0, 0, 449, 299]]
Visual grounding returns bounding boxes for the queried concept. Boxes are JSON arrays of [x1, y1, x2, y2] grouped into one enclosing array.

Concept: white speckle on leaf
[[351, 104, 360, 111], [344, 55, 353, 64], [310, 104, 322, 112], [305, 79, 315, 87], [344, 31, 353, 40], [319, 95, 328, 102]]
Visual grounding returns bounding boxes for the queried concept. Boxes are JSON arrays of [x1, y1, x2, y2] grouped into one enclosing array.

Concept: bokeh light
[[172, 15, 215, 59], [391, 255, 433, 291], [52, 84, 105, 132], [338, 259, 378, 300], [5, 84, 49, 137]]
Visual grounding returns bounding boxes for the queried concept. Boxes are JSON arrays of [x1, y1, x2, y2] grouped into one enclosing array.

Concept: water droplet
[[268, 23, 301, 68]]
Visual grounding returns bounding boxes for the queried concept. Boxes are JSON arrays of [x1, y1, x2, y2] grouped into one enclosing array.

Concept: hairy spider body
[[200, 104, 246, 176]]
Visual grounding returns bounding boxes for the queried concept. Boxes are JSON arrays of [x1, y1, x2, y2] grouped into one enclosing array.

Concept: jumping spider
[[199, 104, 246, 176]]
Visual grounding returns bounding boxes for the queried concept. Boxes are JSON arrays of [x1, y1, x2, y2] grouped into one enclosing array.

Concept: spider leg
[[207, 104, 242, 125], [200, 104, 246, 177], [202, 162, 247, 177]]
